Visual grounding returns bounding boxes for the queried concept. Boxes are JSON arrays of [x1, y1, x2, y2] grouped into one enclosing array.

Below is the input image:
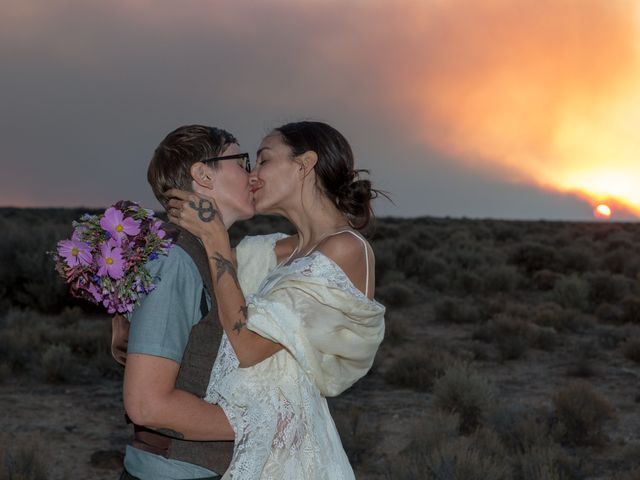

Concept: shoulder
[[316, 231, 372, 268], [315, 230, 375, 298], [146, 244, 201, 285]]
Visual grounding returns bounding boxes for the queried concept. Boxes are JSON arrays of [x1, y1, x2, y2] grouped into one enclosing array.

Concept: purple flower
[[87, 283, 103, 302], [150, 220, 166, 239], [57, 239, 92, 267], [100, 207, 140, 242], [97, 239, 125, 279]]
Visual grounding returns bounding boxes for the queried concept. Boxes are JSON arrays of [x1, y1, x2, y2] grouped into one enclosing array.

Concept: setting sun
[[594, 204, 612, 219]]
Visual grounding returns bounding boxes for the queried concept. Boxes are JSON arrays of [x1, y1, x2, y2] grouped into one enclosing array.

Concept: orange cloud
[[372, 0, 640, 216]]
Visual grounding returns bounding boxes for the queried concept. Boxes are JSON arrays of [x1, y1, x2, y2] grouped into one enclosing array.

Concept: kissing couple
[[113, 121, 386, 479]]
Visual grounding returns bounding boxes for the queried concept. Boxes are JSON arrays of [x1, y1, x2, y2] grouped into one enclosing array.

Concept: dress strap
[[307, 229, 371, 298]]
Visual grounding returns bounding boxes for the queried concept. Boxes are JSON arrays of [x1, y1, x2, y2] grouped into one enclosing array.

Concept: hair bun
[[336, 170, 378, 229]]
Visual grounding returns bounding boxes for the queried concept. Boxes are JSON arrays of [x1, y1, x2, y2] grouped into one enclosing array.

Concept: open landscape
[[1, 208, 639, 479]]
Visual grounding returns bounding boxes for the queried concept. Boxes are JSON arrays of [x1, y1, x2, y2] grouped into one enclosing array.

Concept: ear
[[190, 162, 214, 190], [299, 151, 318, 176]]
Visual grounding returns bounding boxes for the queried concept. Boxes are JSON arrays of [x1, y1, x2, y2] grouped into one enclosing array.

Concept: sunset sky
[[1, 0, 639, 220]]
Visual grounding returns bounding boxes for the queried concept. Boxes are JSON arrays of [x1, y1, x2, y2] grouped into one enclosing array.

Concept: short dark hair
[[147, 125, 237, 209], [274, 121, 382, 229]]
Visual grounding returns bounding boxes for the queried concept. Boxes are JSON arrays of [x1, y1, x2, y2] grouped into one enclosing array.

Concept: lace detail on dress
[[267, 251, 380, 307], [204, 333, 238, 404], [204, 247, 383, 480]]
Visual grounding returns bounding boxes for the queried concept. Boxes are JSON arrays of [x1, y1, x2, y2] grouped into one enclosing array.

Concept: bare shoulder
[[274, 234, 298, 264], [316, 231, 375, 298], [317, 231, 372, 263]]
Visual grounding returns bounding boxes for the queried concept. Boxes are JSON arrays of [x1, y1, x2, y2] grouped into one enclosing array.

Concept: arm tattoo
[[233, 305, 248, 335], [154, 428, 185, 440], [189, 198, 218, 222], [210, 252, 241, 289]]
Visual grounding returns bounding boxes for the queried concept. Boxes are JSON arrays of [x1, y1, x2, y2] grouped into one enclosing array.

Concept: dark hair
[[274, 121, 382, 229], [147, 125, 237, 209]]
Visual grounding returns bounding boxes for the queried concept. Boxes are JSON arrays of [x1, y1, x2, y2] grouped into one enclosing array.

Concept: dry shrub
[[434, 298, 481, 324], [0, 435, 48, 480], [42, 344, 75, 382], [594, 324, 630, 350], [566, 341, 599, 378], [532, 303, 593, 333], [394, 420, 510, 480], [488, 405, 551, 454], [373, 238, 398, 282], [528, 325, 558, 352], [377, 282, 415, 307], [622, 295, 640, 323], [595, 302, 625, 324], [553, 275, 589, 311], [411, 252, 448, 286], [532, 269, 560, 291], [515, 444, 579, 480], [433, 363, 496, 434], [489, 405, 580, 480], [613, 467, 640, 480], [510, 243, 559, 274], [601, 248, 636, 275], [558, 246, 595, 274], [331, 404, 376, 466], [473, 314, 531, 361], [552, 380, 615, 446], [0, 308, 117, 384], [422, 428, 510, 480], [483, 265, 520, 294], [0, 363, 10, 383], [450, 270, 484, 295], [621, 337, 640, 363], [384, 311, 410, 344], [585, 272, 631, 307], [384, 347, 452, 392], [390, 411, 459, 480]]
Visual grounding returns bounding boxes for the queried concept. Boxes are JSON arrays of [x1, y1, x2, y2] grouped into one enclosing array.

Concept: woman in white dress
[[167, 121, 386, 479]]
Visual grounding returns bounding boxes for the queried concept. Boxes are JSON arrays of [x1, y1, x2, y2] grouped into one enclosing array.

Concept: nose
[[249, 172, 260, 184]]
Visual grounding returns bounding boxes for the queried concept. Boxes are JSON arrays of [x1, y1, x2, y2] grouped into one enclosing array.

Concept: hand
[[165, 189, 227, 246]]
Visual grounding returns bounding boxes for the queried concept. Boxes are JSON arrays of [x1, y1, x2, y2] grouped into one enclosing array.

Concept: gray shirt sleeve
[[127, 245, 204, 363]]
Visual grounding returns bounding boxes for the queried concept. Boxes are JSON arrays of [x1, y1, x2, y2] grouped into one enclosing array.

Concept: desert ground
[[1, 208, 639, 479]]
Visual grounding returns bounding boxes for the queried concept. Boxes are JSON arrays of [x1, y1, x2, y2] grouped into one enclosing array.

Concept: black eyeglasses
[[201, 153, 251, 172]]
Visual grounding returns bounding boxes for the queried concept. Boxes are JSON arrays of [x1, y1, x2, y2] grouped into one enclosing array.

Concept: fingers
[[164, 188, 191, 201]]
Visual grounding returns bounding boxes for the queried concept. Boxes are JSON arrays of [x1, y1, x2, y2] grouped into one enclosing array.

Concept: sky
[[1, 0, 639, 220]]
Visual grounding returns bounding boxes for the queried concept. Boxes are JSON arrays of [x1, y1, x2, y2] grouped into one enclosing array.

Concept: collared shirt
[[124, 246, 217, 479]]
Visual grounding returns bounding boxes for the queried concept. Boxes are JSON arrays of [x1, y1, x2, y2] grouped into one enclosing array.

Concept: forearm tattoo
[[154, 428, 185, 440], [233, 305, 248, 335], [189, 198, 218, 223], [210, 252, 241, 289]]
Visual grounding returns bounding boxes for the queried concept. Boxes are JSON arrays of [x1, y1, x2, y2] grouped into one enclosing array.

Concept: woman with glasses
[[167, 121, 386, 479]]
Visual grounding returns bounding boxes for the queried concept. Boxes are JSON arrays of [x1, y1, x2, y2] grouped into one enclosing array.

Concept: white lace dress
[[204, 234, 385, 480]]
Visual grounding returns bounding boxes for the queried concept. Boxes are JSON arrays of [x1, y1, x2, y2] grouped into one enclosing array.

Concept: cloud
[[0, 0, 637, 219]]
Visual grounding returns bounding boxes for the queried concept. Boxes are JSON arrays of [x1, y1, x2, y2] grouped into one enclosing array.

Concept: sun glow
[[393, 0, 640, 218], [594, 204, 612, 219]]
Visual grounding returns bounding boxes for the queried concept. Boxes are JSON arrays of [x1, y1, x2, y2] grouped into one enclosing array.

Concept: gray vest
[[130, 224, 233, 474]]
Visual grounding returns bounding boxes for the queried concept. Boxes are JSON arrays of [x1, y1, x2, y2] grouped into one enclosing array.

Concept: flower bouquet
[[53, 201, 174, 314]]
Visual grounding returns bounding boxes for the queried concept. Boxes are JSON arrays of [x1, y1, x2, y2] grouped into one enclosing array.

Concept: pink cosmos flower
[[97, 240, 125, 279], [100, 207, 140, 242], [57, 239, 92, 267]]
